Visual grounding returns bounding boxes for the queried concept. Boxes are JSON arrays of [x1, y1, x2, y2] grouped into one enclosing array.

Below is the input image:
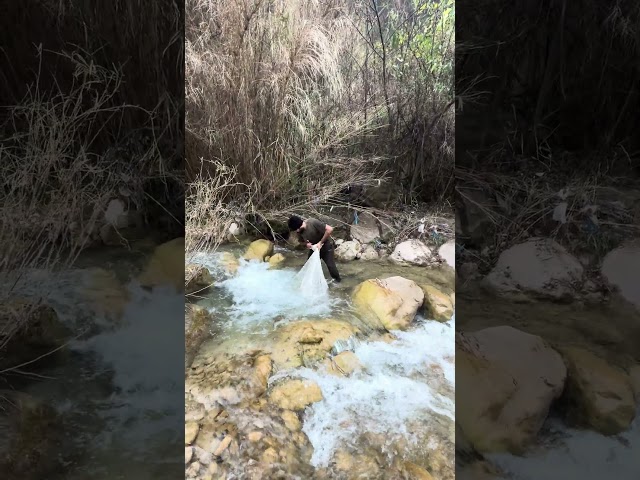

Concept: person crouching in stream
[[288, 215, 341, 283]]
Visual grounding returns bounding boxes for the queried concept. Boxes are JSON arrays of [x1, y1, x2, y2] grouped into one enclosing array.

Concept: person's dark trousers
[[307, 240, 341, 281]]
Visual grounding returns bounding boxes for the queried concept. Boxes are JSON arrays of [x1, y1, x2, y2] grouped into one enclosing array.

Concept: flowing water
[[1, 245, 183, 479], [457, 283, 640, 480], [186, 244, 455, 479], [488, 413, 640, 479]]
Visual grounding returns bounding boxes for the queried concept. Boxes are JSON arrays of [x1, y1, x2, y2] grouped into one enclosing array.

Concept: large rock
[[390, 240, 433, 266], [185, 264, 213, 295], [335, 240, 361, 261], [601, 244, 640, 309], [353, 277, 424, 331], [350, 212, 380, 244], [269, 378, 323, 411], [456, 326, 566, 454], [421, 285, 454, 322], [268, 253, 286, 268], [359, 245, 379, 261], [484, 238, 583, 299], [438, 240, 455, 268], [243, 239, 274, 261], [138, 237, 185, 292], [270, 319, 360, 369], [560, 346, 636, 435]]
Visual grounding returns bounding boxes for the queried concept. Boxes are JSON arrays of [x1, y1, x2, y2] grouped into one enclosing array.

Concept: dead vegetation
[[455, 0, 640, 263], [185, 0, 455, 253]]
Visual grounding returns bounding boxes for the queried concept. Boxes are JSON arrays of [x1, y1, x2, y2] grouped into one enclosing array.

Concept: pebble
[[186, 461, 200, 478], [213, 434, 233, 456], [185, 422, 199, 445], [185, 447, 193, 464], [261, 447, 278, 464], [248, 431, 263, 442]]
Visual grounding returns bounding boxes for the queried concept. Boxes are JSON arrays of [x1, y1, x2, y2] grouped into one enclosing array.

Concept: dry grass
[[1, 0, 183, 373], [185, 0, 455, 257]]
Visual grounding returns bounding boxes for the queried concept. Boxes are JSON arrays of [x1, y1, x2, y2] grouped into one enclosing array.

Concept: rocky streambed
[[185, 238, 456, 479]]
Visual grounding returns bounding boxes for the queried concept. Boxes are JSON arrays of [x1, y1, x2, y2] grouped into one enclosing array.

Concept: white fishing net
[[295, 247, 328, 297]]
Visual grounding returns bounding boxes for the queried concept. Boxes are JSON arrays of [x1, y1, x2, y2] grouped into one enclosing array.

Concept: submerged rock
[[559, 346, 636, 435], [243, 239, 274, 262], [269, 379, 323, 411], [325, 351, 363, 376], [220, 252, 239, 275], [137, 237, 185, 292], [335, 240, 361, 261], [484, 238, 583, 299], [390, 239, 433, 266], [81, 268, 130, 320], [421, 284, 454, 322], [456, 326, 566, 454], [185, 264, 213, 295], [352, 276, 424, 331], [270, 319, 360, 369]]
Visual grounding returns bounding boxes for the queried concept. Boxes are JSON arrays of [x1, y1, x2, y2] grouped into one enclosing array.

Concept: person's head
[[288, 215, 304, 232]]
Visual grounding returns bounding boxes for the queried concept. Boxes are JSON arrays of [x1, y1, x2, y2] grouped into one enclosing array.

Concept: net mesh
[[294, 248, 328, 298]]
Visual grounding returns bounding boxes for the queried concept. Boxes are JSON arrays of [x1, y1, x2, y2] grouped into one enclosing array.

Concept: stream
[[186, 244, 456, 479], [1, 244, 183, 479]]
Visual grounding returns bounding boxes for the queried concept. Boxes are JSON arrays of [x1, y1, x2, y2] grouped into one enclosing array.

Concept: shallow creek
[[457, 284, 640, 479], [1, 244, 183, 479], [186, 244, 456, 479]]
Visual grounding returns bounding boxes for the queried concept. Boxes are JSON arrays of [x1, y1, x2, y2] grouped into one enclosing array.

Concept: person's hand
[[306, 241, 313, 249], [313, 242, 323, 250]]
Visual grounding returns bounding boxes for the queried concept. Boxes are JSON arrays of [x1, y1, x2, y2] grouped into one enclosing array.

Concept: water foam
[[73, 282, 184, 451], [212, 254, 336, 332], [272, 316, 456, 467], [489, 413, 640, 479]]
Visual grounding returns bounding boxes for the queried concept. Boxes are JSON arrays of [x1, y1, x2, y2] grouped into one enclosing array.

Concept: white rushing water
[[3, 268, 183, 476], [194, 252, 337, 333], [72, 282, 184, 454], [271, 315, 456, 467], [489, 413, 640, 480]]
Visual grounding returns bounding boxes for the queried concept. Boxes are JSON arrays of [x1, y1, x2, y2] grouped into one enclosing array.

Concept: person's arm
[[315, 224, 333, 248]]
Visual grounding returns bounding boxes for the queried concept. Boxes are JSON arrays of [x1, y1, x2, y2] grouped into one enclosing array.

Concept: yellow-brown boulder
[[352, 276, 424, 330]]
